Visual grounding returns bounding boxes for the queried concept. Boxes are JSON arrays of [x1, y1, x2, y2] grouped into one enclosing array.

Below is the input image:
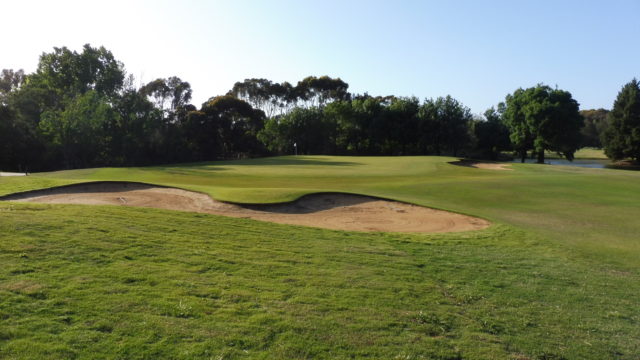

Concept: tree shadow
[[147, 166, 231, 174], [606, 160, 640, 171], [154, 156, 363, 169], [0, 181, 158, 200], [241, 193, 375, 214], [448, 159, 490, 168]]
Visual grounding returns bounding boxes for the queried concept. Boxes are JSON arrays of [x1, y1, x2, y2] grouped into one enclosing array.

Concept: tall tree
[[38, 91, 118, 168], [183, 95, 265, 160], [228, 79, 301, 117], [29, 44, 125, 104], [503, 88, 535, 162], [228, 78, 277, 117], [602, 79, 640, 161], [357, 95, 395, 155], [1, 68, 47, 170], [0, 105, 34, 171], [295, 76, 350, 107], [324, 99, 367, 154], [503, 85, 583, 163], [111, 77, 165, 165], [140, 76, 192, 122], [384, 97, 420, 155], [0, 69, 25, 105], [327, 95, 390, 155], [436, 95, 473, 157], [580, 109, 610, 148], [205, 95, 265, 156], [473, 105, 511, 160], [9, 44, 125, 138], [258, 107, 332, 155], [417, 96, 473, 156]]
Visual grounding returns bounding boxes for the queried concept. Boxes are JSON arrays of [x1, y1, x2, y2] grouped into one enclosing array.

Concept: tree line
[[1, 44, 638, 172]]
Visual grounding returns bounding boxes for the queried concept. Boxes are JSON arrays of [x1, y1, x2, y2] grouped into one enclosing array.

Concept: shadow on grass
[[1, 183, 397, 216], [153, 156, 363, 169], [606, 160, 640, 171], [242, 193, 374, 214], [448, 159, 487, 168], [0, 182, 159, 201]]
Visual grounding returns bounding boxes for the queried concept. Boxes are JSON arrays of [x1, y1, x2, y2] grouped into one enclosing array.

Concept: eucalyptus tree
[[295, 76, 350, 108], [140, 76, 192, 122], [184, 95, 265, 160], [227, 78, 295, 117]]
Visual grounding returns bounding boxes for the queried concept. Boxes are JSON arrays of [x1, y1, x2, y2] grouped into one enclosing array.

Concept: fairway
[[1, 156, 639, 359]]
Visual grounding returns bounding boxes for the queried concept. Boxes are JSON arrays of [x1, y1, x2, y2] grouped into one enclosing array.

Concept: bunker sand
[[449, 160, 512, 170], [2, 182, 490, 233]]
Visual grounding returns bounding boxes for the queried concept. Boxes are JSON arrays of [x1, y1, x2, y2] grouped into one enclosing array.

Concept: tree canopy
[[3, 43, 628, 172], [503, 85, 583, 163], [580, 109, 609, 148], [473, 105, 511, 160], [602, 79, 640, 161]]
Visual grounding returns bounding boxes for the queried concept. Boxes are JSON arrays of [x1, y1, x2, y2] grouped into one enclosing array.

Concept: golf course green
[[1, 156, 639, 359]]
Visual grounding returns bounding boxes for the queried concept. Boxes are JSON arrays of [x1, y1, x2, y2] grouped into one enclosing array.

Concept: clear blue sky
[[3, 0, 639, 114]]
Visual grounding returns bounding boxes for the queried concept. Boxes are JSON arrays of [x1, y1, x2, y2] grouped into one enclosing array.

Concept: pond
[[512, 158, 611, 169]]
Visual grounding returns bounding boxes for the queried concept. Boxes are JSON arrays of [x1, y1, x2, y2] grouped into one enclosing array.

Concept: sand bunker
[[449, 160, 512, 171], [1, 182, 490, 233], [0, 172, 27, 176]]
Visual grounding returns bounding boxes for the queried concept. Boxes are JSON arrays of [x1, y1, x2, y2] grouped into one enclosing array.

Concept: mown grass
[[1, 156, 639, 359], [9, 155, 640, 268], [545, 148, 608, 160]]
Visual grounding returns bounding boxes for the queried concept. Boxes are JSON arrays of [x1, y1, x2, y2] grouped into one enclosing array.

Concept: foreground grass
[[1, 204, 638, 359], [1, 156, 640, 358]]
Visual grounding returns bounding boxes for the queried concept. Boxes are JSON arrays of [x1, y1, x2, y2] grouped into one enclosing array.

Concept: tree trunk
[[520, 150, 526, 163], [537, 149, 545, 164]]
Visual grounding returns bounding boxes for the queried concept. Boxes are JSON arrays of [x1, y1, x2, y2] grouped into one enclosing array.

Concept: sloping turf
[[1, 156, 639, 359]]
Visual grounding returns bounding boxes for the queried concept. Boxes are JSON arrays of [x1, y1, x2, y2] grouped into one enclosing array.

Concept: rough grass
[[1, 155, 639, 359]]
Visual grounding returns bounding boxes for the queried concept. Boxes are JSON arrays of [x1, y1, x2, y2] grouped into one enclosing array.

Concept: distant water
[[513, 158, 610, 169]]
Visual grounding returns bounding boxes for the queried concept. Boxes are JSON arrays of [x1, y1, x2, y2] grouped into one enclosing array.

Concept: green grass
[[545, 147, 609, 160], [501, 148, 609, 161], [1, 156, 639, 359]]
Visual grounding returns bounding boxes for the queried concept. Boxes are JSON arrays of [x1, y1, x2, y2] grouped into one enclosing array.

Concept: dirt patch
[[1, 182, 490, 233], [449, 160, 512, 171]]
